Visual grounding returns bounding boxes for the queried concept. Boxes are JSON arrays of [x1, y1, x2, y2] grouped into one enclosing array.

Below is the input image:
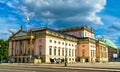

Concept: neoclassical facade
[[96, 40, 108, 63], [99, 38, 119, 62], [8, 26, 118, 63], [9, 27, 77, 63]]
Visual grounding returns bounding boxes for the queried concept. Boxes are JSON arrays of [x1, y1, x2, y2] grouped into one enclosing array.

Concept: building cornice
[[57, 26, 94, 34], [78, 37, 96, 44], [10, 35, 34, 41]]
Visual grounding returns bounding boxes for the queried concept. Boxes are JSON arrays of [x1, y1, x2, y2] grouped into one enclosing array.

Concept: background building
[[99, 38, 119, 62], [96, 40, 108, 63]]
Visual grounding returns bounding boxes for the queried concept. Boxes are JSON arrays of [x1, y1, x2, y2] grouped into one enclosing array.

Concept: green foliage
[[0, 39, 8, 60]]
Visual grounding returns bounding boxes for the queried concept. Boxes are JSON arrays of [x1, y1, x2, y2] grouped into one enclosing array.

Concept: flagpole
[[26, 15, 30, 31]]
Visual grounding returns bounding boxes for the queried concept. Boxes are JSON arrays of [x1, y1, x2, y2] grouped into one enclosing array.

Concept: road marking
[[0, 69, 36, 72]]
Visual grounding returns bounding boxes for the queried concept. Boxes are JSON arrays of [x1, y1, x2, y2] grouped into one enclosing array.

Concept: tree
[[0, 39, 8, 60]]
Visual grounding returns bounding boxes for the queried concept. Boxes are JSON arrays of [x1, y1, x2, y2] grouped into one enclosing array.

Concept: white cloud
[[0, 0, 107, 39], [19, 0, 106, 28], [0, 17, 20, 39], [41, 11, 54, 17], [7, 2, 15, 8]]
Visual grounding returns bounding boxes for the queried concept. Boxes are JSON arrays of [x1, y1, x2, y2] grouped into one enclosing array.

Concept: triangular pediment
[[12, 30, 28, 37], [16, 31, 27, 36]]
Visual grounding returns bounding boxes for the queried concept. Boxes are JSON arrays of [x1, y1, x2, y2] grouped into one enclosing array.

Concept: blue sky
[[0, 0, 120, 47]]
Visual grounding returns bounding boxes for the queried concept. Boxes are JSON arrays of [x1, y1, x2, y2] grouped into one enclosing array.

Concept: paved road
[[0, 66, 109, 72], [0, 64, 120, 72]]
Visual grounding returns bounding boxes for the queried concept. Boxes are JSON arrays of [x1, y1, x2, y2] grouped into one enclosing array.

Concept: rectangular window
[[62, 49, 64, 56], [82, 49, 85, 57], [93, 50, 94, 57], [72, 49, 74, 56], [50, 40, 52, 43], [49, 48, 52, 55], [58, 49, 60, 56], [69, 58, 71, 61], [39, 48, 42, 55], [72, 58, 74, 61], [69, 49, 71, 56], [54, 48, 56, 55], [91, 50, 93, 57], [66, 49, 67, 56], [58, 41, 60, 44], [54, 41, 56, 44]]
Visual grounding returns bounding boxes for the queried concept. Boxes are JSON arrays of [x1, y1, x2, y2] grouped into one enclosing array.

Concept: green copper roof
[[99, 37, 118, 49]]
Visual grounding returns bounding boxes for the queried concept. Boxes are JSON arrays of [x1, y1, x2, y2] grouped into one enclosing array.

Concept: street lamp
[[29, 55, 32, 63], [64, 35, 67, 67]]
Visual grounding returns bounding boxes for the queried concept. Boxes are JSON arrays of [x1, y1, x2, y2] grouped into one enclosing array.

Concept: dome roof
[[99, 37, 118, 49]]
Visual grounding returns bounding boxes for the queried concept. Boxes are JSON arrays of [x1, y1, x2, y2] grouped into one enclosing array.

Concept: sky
[[0, 0, 120, 47]]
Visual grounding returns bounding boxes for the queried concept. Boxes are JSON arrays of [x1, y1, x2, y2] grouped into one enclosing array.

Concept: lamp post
[[64, 35, 67, 67], [29, 55, 32, 63]]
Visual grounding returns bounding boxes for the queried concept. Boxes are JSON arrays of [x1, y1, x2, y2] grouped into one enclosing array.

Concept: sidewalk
[[1, 62, 120, 69], [1, 63, 120, 72]]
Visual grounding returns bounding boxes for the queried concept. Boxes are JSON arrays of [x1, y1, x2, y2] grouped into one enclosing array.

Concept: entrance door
[[23, 58, 25, 63]]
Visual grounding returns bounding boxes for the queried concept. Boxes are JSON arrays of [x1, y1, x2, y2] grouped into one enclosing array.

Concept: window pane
[[49, 48, 52, 55]]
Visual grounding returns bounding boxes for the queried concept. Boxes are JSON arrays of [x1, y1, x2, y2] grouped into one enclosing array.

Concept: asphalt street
[[0, 66, 109, 72], [0, 64, 120, 72]]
